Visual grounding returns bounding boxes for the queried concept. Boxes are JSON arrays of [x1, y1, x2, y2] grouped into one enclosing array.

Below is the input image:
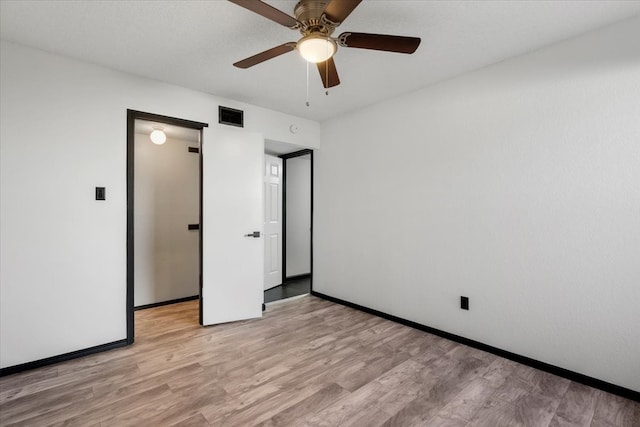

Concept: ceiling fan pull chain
[[306, 60, 310, 107], [325, 43, 330, 96]]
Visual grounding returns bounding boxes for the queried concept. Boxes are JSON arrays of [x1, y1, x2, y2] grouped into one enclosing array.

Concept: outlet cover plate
[[95, 187, 106, 201]]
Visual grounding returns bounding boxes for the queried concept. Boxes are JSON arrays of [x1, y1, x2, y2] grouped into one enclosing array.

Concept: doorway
[[264, 155, 283, 291], [264, 149, 313, 304], [126, 110, 208, 344]]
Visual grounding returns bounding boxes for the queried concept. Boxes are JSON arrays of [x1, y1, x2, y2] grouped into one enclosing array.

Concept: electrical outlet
[[461, 296, 469, 310], [95, 187, 106, 201]]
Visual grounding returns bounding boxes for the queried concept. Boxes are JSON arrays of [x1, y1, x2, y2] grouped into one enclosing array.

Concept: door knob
[[245, 231, 261, 238]]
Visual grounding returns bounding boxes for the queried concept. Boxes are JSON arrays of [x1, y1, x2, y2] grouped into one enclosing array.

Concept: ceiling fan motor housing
[[295, 0, 336, 35]]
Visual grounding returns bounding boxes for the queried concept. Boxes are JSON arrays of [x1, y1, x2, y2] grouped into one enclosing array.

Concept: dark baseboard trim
[[311, 291, 640, 402], [285, 273, 311, 282], [134, 295, 199, 311], [0, 339, 128, 377]]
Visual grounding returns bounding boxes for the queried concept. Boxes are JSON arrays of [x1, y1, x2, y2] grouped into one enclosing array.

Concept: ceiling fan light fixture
[[150, 129, 167, 145], [297, 34, 336, 63]]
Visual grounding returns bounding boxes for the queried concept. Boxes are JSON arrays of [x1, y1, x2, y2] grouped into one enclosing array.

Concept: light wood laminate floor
[[1, 296, 638, 426]]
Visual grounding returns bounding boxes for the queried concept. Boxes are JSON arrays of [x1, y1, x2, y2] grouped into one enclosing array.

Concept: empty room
[[0, 1, 638, 426]]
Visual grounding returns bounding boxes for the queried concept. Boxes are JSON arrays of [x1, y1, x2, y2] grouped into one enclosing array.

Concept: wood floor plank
[[480, 357, 519, 387], [169, 412, 211, 427], [511, 390, 562, 427], [423, 415, 468, 426], [549, 381, 598, 427], [12, 384, 172, 427], [59, 384, 173, 426], [92, 362, 203, 398], [491, 371, 536, 403], [0, 385, 94, 425], [427, 377, 500, 423], [333, 345, 412, 392], [590, 389, 640, 427], [533, 370, 572, 400], [0, 361, 140, 404], [299, 381, 392, 427], [103, 380, 226, 427], [466, 395, 527, 427], [254, 383, 350, 427], [0, 296, 636, 427], [204, 381, 328, 426], [0, 365, 59, 392], [379, 379, 460, 427], [341, 359, 434, 425], [421, 345, 495, 390]]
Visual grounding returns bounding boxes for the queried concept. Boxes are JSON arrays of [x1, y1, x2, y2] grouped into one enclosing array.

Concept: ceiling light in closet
[[150, 129, 167, 145]]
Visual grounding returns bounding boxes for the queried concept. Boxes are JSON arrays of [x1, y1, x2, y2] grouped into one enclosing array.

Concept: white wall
[[0, 40, 320, 368], [286, 155, 311, 277], [315, 17, 640, 392], [134, 133, 199, 307]]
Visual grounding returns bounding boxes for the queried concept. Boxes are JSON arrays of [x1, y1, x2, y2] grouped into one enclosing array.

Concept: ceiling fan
[[228, 0, 421, 89]]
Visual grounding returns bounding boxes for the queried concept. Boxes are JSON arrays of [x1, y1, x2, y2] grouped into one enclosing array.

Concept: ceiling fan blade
[[233, 43, 296, 68], [338, 32, 421, 54], [228, 0, 299, 28], [323, 0, 362, 24], [317, 57, 340, 88]]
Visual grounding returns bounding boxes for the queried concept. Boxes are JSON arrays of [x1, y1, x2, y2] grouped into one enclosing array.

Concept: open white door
[[201, 127, 263, 325], [264, 155, 283, 290]]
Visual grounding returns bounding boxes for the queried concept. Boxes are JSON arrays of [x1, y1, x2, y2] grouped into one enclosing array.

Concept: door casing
[[280, 149, 314, 288], [126, 109, 208, 344]]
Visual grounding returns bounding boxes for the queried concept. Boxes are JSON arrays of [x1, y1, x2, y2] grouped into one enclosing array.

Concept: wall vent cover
[[219, 106, 244, 128]]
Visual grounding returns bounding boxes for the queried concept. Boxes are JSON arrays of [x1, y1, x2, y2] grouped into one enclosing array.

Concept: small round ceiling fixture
[[150, 129, 167, 145]]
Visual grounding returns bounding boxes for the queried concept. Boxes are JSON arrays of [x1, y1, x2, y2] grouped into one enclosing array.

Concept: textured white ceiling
[[2, 1, 639, 122]]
